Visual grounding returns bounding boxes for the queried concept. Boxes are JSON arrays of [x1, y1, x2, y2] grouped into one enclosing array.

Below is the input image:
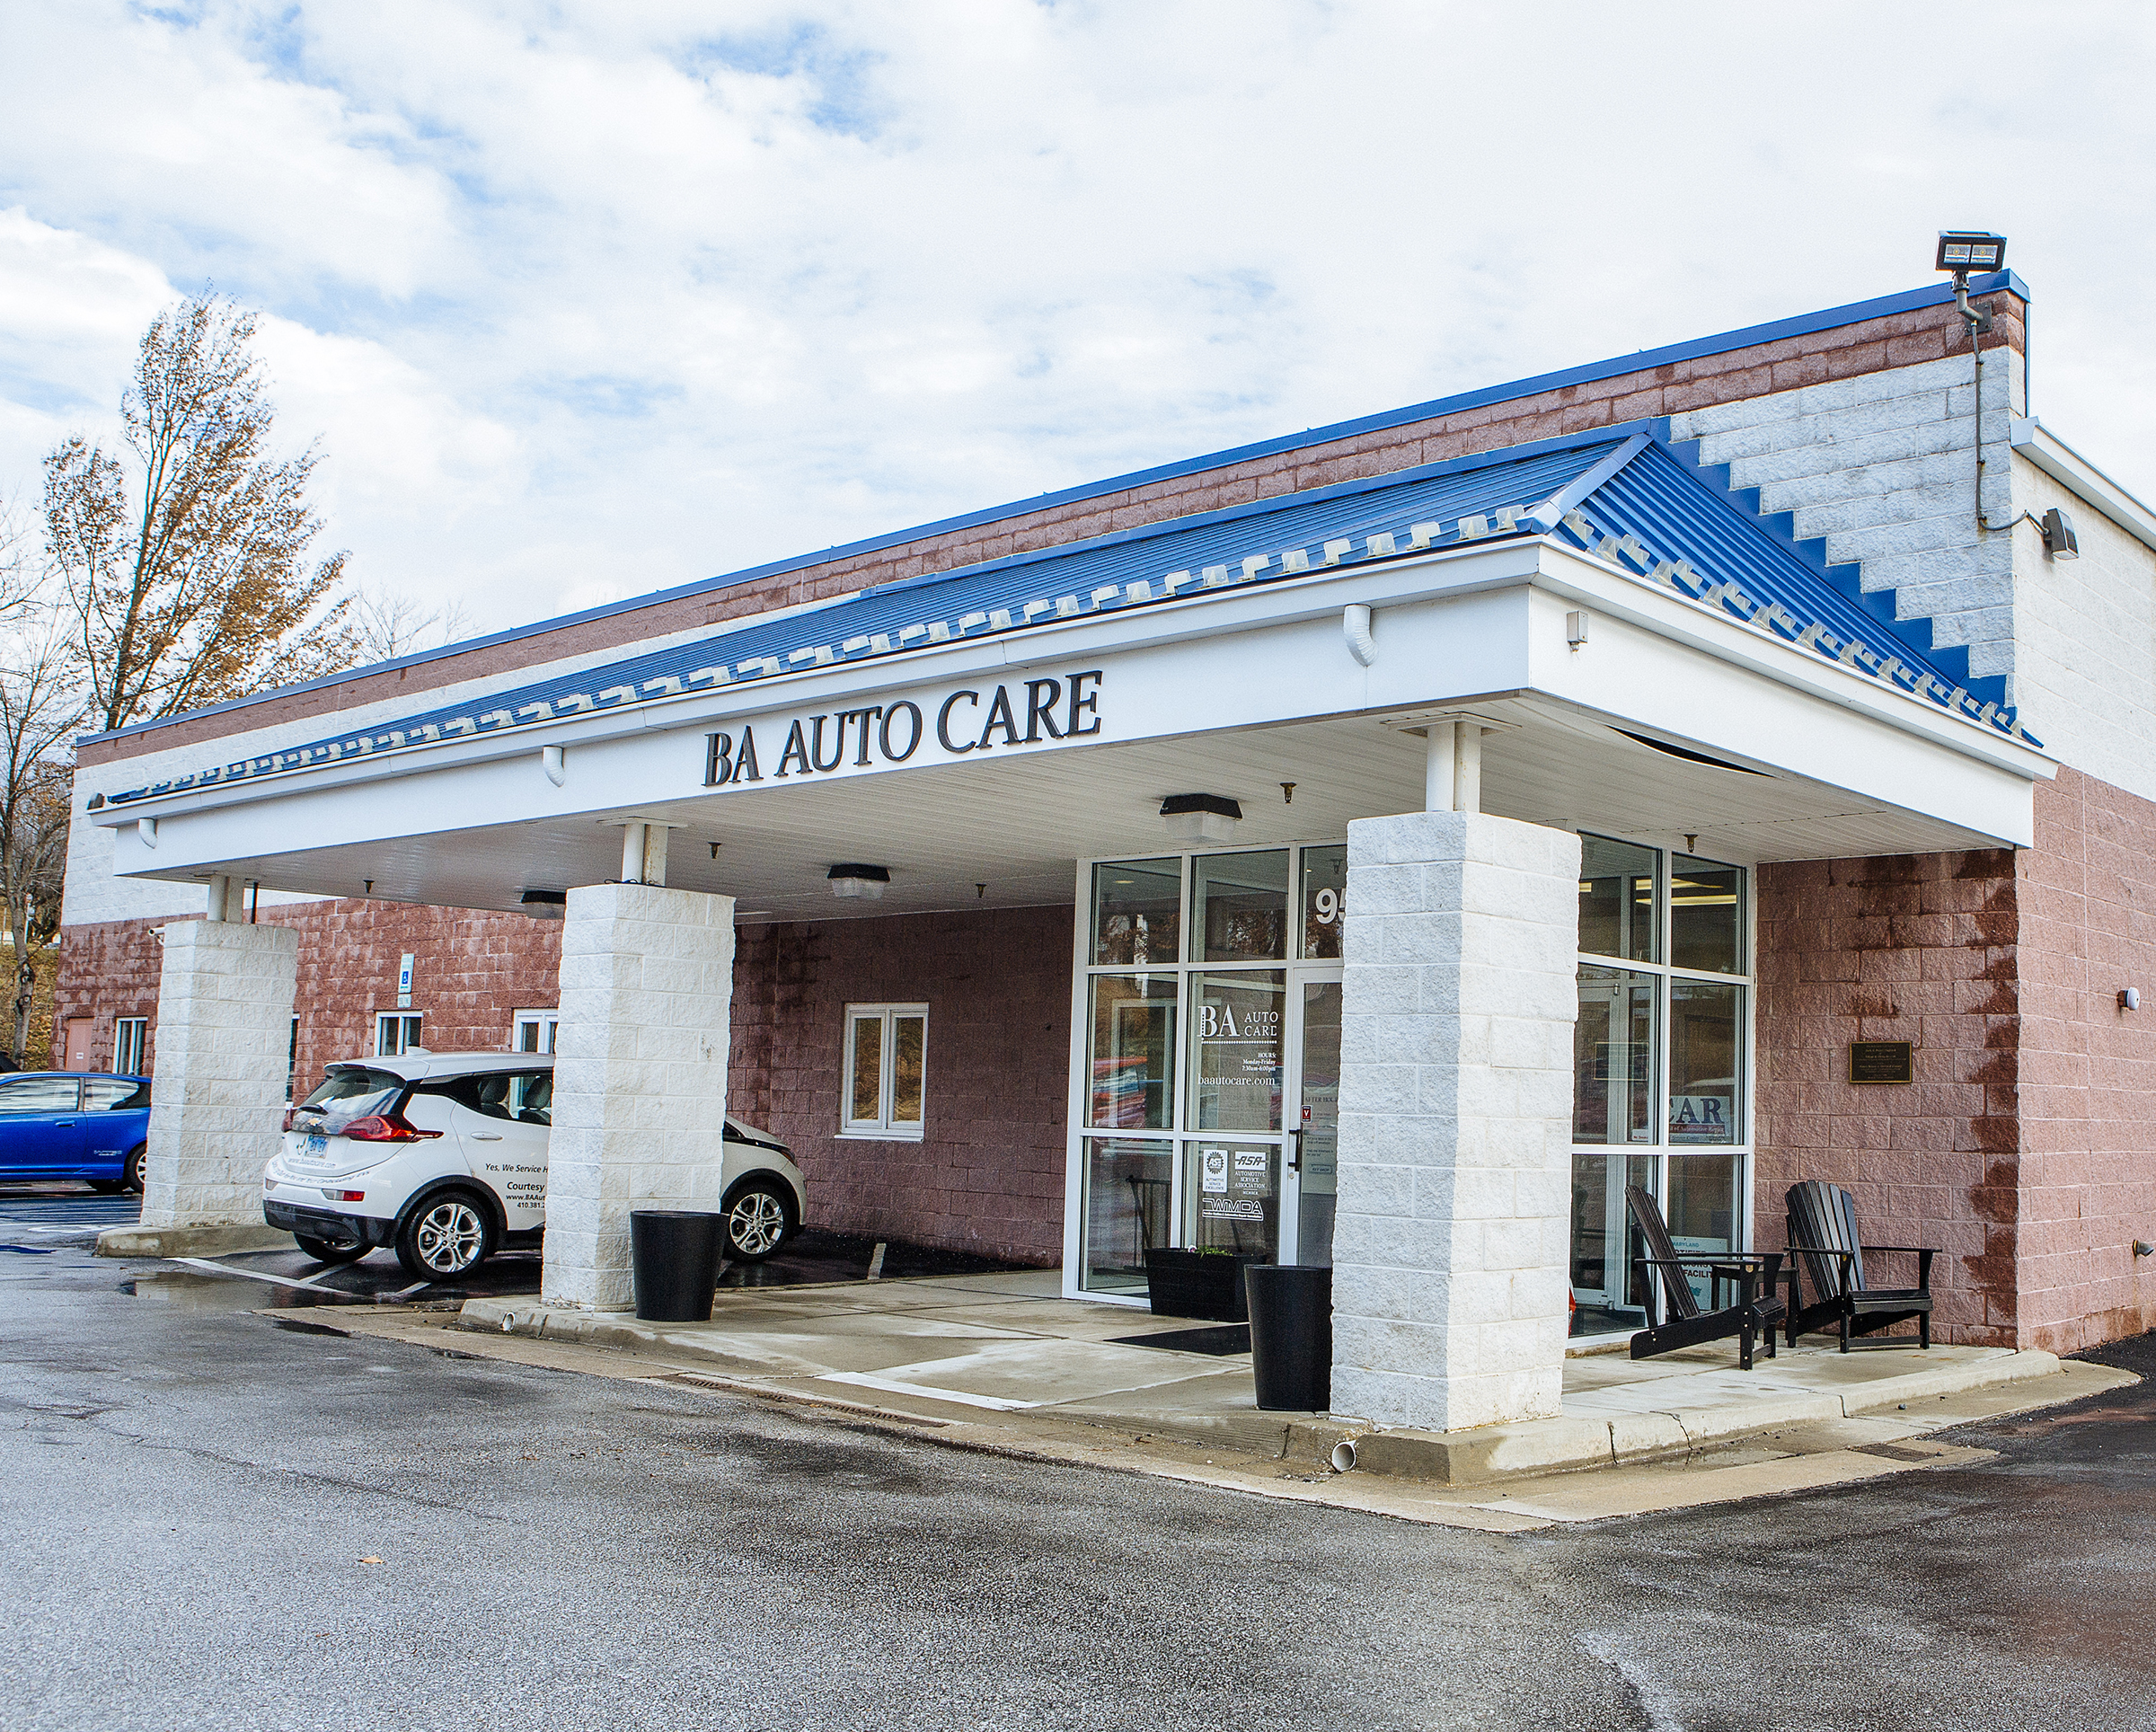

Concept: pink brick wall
[[57, 900, 565, 1100], [1755, 849, 2021, 1345], [2015, 768, 2156, 1351], [1755, 766, 2156, 1351], [732, 905, 1074, 1264]]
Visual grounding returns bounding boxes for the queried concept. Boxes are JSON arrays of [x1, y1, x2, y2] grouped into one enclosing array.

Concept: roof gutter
[[2008, 416, 2156, 552]]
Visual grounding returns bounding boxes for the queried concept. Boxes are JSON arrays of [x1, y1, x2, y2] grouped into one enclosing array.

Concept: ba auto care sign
[[702, 668, 1104, 790]]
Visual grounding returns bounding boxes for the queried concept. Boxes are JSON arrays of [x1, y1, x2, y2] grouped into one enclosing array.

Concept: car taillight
[[322, 1189, 366, 1203], [339, 1113, 441, 1144]]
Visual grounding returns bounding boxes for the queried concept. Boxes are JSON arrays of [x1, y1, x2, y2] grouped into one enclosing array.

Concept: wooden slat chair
[[1784, 1181, 1935, 1351], [1622, 1185, 1787, 1370]]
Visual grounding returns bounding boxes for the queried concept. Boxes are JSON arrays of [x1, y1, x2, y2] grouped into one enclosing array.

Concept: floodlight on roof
[[1935, 231, 2007, 276]]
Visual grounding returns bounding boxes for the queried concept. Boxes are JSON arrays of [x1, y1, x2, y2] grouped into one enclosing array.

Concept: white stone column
[[138, 918, 301, 1229], [1330, 811, 1579, 1433], [541, 881, 736, 1311]]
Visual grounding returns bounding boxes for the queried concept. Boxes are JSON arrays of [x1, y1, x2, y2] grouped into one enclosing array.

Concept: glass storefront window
[[1185, 1140, 1279, 1258], [1578, 834, 1659, 963], [1570, 1153, 1652, 1336], [1193, 851, 1289, 962], [1671, 854, 1745, 975], [1299, 844, 1347, 960], [1081, 1137, 1172, 1294], [1188, 971, 1285, 1132], [1087, 974, 1179, 1130], [1669, 979, 1743, 1144], [1574, 967, 1657, 1145], [1295, 978, 1341, 1267], [1091, 859, 1182, 966], [1665, 1154, 1739, 1312]]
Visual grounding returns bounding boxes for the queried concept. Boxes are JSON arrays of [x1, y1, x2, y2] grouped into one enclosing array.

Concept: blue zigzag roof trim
[[104, 428, 2033, 807]]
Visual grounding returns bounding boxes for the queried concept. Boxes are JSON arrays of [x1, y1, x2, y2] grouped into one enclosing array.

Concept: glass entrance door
[[1285, 969, 1341, 1267]]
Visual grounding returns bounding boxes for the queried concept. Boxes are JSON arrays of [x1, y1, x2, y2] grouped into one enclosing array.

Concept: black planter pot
[[1245, 1264, 1332, 1412], [630, 1209, 725, 1322], [1144, 1248, 1270, 1321]]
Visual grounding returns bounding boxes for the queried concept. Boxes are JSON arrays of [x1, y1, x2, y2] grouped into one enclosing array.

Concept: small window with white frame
[[842, 1003, 927, 1139], [513, 1009, 559, 1055], [376, 1012, 424, 1057], [113, 1017, 147, 1077]]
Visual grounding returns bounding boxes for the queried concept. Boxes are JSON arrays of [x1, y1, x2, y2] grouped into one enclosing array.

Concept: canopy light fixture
[[827, 863, 890, 900], [1160, 792, 1242, 844]]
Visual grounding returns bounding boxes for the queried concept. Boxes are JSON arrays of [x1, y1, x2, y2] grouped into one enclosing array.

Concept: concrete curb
[[94, 1224, 296, 1259], [1344, 1349, 2068, 1484]]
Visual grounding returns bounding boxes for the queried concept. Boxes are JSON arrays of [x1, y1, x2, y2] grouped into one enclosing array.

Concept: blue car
[[0, 1072, 150, 1192]]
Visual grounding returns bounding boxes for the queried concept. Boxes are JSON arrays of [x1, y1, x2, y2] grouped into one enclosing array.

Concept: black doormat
[[1109, 1323, 1251, 1356]]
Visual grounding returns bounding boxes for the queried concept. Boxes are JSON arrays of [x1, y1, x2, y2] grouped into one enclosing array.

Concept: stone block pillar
[[541, 882, 736, 1311], [1330, 811, 1579, 1432], [138, 918, 301, 1228]]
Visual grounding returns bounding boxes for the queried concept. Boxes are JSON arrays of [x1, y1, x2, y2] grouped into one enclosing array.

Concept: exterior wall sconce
[[1161, 793, 1241, 844], [2123, 987, 2143, 1012], [1566, 610, 1590, 649], [828, 863, 890, 900], [2041, 508, 2081, 559]]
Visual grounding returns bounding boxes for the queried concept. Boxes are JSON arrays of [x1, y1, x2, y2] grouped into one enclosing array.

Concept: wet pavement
[[5, 1186, 2156, 1729]]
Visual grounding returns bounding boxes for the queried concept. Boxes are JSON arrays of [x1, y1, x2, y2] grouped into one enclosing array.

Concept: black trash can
[[1245, 1264, 1332, 1412], [630, 1209, 725, 1322]]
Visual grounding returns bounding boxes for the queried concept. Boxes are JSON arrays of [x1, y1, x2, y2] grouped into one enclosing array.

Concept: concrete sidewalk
[[453, 1270, 2120, 1500]]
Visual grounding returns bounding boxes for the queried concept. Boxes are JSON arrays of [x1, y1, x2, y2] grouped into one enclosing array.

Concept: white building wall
[[2003, 458, 2156, 805], [1669, 348, 2025, 696]]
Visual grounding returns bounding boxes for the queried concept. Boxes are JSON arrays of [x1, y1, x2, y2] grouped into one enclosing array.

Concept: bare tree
[[347, 590, 474, 663], [0, 501, 84, 1065], [42, 293, 360, 734]]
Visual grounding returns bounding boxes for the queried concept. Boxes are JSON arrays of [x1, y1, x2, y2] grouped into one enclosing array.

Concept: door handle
[[472, 1133, 504, 1141], [55, 1119, 75, 1127], [1286, 1128, 1303, 1172]]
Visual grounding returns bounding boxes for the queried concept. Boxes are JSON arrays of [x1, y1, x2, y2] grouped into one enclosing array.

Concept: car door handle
[[54, 1119, 75, 1128], [471, 1133, 504, 1141]]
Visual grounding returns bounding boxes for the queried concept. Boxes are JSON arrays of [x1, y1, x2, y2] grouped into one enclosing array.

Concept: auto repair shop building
[[58, 267, 2156, 1433]]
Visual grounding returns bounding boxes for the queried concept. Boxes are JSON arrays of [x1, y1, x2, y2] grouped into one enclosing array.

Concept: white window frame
[[113, 1016, 147, 1077], [840, 1003, 928, 1140], [513, 1009, 559, 1055], [376, 1012, 424, 1057]]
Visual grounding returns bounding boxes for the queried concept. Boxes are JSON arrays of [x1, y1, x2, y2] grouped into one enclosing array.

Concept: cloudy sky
[[2, 2, 2152, 641]]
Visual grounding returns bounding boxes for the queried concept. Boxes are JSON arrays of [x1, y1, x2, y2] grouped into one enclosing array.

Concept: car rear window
[[419, 1071, 552, 1127], [297, 1067, 405, 1123], [84, 1079, 150, 1111]]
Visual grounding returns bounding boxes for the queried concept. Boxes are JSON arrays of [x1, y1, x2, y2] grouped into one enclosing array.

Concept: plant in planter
[[1144, 1245, 1272, 1321]]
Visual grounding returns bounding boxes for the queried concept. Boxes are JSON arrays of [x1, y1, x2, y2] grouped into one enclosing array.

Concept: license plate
[[306, 1135, 327, 1158]]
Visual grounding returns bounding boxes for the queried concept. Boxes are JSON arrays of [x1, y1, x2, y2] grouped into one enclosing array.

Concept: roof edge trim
[[81, 270, 2027, 753]]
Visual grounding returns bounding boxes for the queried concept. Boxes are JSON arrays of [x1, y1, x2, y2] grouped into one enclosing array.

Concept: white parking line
[[172, 1256, 344, 1293]]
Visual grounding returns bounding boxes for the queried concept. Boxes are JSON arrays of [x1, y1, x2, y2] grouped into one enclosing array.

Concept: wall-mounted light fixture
[[828, 863, 890, 900], [2124, 987, 2143, 1012], [1161, 793, 1242, 844], [2040, 508, 2081, 560], [1936, 229, 2009, 533], [1566, 610, 1590, 650]]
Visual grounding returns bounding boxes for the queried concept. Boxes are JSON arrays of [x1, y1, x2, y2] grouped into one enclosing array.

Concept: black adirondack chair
[[1784, 1181, 1935, 1350], [1622, 1185, 1787, 1370]]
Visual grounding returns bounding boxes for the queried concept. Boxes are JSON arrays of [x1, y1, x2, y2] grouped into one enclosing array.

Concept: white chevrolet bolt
[[262, 1051, 806, 1283]]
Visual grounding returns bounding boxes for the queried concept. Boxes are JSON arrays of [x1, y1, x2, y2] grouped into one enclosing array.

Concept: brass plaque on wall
[[1849, 1040, 1914, 1084]]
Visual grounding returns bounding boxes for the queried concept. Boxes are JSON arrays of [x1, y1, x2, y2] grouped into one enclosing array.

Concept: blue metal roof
[[82, 270, 2028, 753], [102, 426, 2034, 807]]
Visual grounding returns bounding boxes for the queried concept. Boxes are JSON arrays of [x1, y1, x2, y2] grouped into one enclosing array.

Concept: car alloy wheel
[[124, 1145, 146, 1194], [725, 1186, 789, 1261], [411, 1197, 487, 1277]]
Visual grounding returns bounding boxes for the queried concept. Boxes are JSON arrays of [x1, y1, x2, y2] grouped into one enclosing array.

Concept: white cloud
[[2, 1, 2154, 636]]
